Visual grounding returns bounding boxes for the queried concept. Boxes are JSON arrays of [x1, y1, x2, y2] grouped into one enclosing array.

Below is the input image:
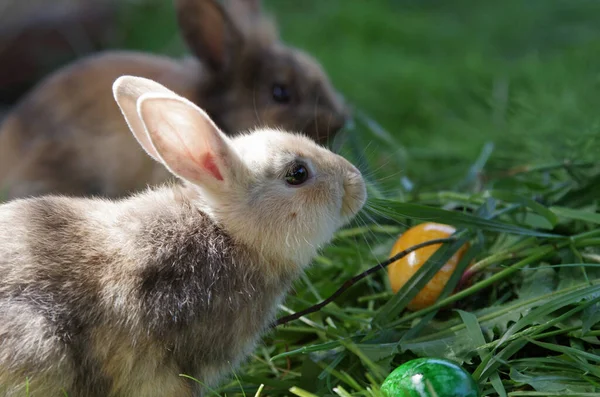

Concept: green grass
[[15, 0, 600, 395]]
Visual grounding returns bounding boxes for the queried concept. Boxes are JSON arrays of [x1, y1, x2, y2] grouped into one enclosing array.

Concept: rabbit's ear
[[136, 93, 243, 190], [113, 76, 177, 162], [175, 0, 244, 73]]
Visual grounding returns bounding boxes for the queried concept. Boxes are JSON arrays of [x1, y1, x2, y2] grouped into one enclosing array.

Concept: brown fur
[[0, 0, 348, 201]]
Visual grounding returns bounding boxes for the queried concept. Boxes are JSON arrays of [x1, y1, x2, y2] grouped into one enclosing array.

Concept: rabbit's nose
[[341, 167, 367, 218]]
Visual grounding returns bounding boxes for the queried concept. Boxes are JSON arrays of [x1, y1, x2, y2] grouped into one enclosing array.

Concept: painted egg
[[388, 222, 469, 311], [381, 358, 480, 397]]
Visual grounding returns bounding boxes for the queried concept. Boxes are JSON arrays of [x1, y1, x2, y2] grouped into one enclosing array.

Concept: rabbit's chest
[[95, 289, 286, 396], [129, 219, 295, 389], [173, 287, 288, 373]]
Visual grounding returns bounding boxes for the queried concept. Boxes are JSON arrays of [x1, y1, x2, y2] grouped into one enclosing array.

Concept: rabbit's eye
[[285, 163, 309, 186], [272, 83, 291, 104]]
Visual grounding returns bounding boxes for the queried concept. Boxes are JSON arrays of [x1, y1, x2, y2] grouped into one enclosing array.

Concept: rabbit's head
[[176, 0, 349, 145], [114, 75, 365, 271]]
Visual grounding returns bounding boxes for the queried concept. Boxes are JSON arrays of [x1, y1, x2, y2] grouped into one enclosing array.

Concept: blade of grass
[[550, 206, 600, 224], [179, 374, 222, 397], [368, 198, 562, 238], [489, 190, 558, 227], [289, 387, 320, 397], [527, 339, 600, 364], [458, 141, 495, 189], [458, 310, 506, 397]]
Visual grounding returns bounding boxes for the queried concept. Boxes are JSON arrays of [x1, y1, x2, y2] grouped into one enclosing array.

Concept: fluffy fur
[[0, 76, 366, 396], [0, 0, 348, 200]]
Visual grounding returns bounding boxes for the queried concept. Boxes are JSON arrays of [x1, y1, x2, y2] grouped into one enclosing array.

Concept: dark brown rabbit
[[0, 75, 366, 397], [0, 0, 348, 200]]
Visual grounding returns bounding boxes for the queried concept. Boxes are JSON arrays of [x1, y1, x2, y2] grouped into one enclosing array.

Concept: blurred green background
[[118, 0, 600, 174], [3, 0, 600, 187]]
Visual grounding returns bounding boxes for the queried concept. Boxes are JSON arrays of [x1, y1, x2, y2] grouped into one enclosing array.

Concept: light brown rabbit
[[0, 0, 348, 200], [0, 75, 366, 397]]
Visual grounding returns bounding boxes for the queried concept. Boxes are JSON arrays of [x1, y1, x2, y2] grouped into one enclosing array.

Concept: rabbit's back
[[0, 51, 203, 199], [0, 198, 110, 396]]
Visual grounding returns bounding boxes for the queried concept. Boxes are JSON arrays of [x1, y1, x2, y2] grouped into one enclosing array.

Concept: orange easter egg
[[388, 222, 469, 311]]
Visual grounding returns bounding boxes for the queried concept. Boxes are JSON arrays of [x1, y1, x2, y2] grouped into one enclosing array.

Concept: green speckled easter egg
[[381, 358, 480, 397]]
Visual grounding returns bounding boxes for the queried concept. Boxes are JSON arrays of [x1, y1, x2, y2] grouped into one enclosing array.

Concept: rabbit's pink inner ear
[[137, 95, 231, 185], [202, 153, 224, 181]]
